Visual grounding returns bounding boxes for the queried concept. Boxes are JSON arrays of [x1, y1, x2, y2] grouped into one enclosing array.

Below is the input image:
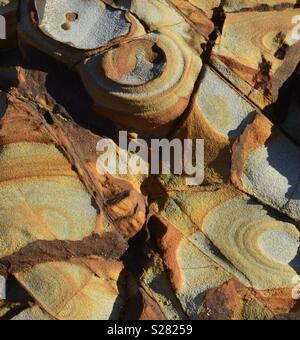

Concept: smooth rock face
[[0, 93, 6, 119], [149, 185, 300, 319], [223, 0, 298, 11], [0, 92, 145, 320], [18, 0, 145, 66], [35, 0, 131, 50], [118, 51, 166, 86], [1, 0, 300, 321], [176, 236, 232, 318], [0, 0, 16, 7]]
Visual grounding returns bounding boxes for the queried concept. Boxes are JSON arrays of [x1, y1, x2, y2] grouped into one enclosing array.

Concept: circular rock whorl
[[78, 32, 202, 136]]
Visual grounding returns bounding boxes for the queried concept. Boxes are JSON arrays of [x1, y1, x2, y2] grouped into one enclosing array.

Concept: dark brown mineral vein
[[0, 232, 128, 274]]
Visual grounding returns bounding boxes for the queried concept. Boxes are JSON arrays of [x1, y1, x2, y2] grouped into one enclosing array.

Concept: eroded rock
[[0, 0, 299, 321]]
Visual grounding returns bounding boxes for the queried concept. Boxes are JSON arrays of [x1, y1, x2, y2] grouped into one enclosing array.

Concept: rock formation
[[0, 0, 299, 320]]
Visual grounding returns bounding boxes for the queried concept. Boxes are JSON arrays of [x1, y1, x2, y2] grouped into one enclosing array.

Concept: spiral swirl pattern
[[200, 196, 300, 290]]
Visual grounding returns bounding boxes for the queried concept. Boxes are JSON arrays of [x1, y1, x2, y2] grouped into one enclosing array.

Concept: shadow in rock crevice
[[43, 59, 116, 139], [0, 303, 29, 321], [1, 45, 117, 139]]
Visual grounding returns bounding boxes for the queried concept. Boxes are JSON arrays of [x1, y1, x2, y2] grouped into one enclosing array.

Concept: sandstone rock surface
[[0, 0, 299, 320]]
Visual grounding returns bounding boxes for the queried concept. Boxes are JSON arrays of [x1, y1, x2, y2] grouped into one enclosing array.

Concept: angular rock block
[[12, 306, 54, 320], [148, 184, 300, 319], [78, 29, 203, 136], [211, 8, 300, 109]]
